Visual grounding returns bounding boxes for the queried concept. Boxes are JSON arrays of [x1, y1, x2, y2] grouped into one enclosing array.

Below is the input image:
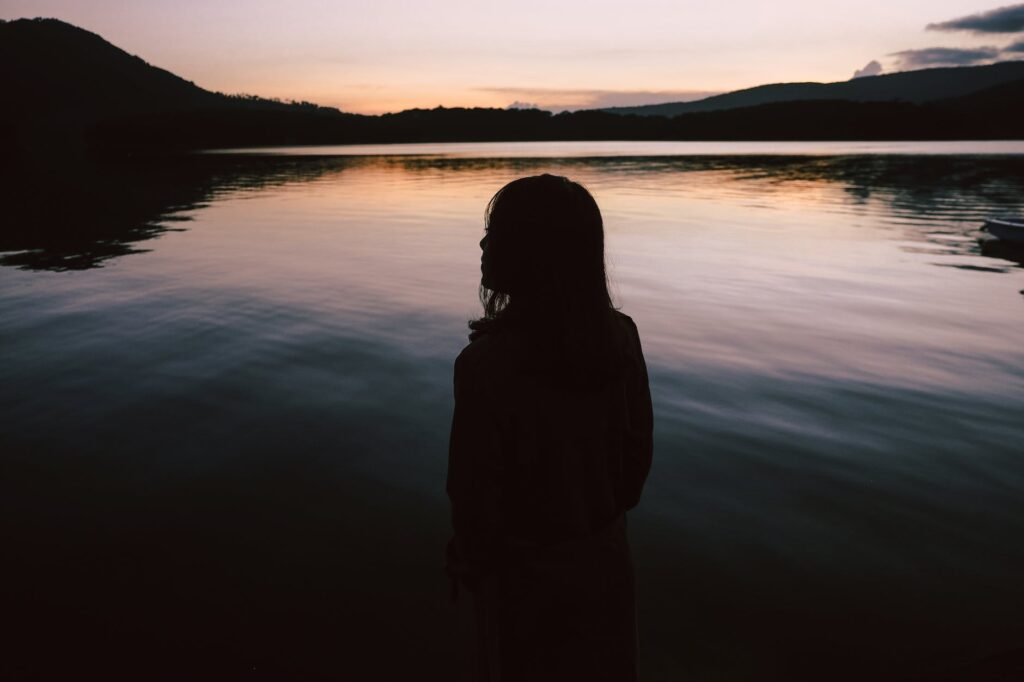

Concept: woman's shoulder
[[614, 310, 638, 332], [454, 331, 531, 406], [613, 310, 643, 348], [455, 329, 518, 379], [455, 332, 494, 372], [460, 312, 639, 358]]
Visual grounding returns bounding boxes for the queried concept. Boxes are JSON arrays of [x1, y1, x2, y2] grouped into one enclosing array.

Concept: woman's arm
[[621, 318, 654, 511], [446, 346, 504, 594]]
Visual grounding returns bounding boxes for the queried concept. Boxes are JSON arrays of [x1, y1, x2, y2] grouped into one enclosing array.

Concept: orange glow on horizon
[[2, 0, 1015, 115]]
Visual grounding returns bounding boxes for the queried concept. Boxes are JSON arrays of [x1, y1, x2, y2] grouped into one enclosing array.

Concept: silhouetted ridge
[[0, 18, 218, 121], [0, 17, 356, 157], [600, 61, 1024, 116], [939, 76, 1024, 110], [1, 17, 1021, 159]]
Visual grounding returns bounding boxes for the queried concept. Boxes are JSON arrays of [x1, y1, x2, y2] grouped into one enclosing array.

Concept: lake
[[2, 141, 1024, 680]]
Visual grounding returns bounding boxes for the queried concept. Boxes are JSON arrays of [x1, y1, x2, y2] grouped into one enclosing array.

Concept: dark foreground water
[[2, 143, 1024, 681]]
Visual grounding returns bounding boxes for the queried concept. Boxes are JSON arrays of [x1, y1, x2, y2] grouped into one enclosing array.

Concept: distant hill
[[0, 17, 359, 156], [1, 16, 1022, 159], [0, 18, 347, 121], [599, 62, 1024, 117], [939, 75, 1024, 112], [0, 18, 220, 123], [3, 17, 1022, 254]]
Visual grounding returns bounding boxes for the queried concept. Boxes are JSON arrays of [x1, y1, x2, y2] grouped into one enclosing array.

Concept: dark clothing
[[446, 312, 654, 681]]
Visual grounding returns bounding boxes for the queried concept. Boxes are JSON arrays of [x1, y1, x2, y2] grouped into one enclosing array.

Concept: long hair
[[469, 174, 625, 388]]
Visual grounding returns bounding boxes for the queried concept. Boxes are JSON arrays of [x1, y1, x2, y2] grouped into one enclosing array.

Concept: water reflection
[[4, 152, 1024, 272], [2, 145, 1024, 680], [0, 155, 355, 270]]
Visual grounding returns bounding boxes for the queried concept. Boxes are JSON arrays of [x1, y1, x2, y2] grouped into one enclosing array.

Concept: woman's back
[[447, 312, 652, 681], [450, 311, 651, 544], [446, 174, 653, 681]]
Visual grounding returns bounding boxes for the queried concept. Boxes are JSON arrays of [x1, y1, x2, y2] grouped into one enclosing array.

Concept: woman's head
[[476, 174, 612, 326], [470, 174, 624, 386]]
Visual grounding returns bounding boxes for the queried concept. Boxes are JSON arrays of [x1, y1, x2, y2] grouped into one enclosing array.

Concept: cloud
[[506, 101, 541, 110], [1005, 38, 1024, 52], [927, 3, 1024, 33], [852, 60, 883, 78], [889, 46, 1002, 69]]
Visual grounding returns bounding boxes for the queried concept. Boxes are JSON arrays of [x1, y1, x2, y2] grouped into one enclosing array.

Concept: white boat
[[982, 218, 1024, 243]]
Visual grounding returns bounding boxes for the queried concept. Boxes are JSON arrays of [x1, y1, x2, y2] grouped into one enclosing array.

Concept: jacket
[[446, 311, 654, 681]]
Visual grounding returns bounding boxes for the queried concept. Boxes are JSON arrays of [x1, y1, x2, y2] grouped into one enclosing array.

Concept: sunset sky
[[3, 1, 1023, 113]]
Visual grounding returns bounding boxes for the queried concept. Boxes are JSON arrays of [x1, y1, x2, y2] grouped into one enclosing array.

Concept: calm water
[[3, 142, 1024, 680]]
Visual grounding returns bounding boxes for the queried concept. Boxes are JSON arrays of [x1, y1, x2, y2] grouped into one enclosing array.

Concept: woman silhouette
[[446, 174, 654, 681]]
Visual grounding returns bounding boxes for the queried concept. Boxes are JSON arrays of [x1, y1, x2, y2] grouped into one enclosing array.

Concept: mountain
[[0, 18, 356, 119], [599, 61, 1024, 117], [940, 75, 1024, 112], [3, 17, 1021, 254], [0, 17, 359, 157], [1, 16, 1022, 160], [0, 18, 221, 123]]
